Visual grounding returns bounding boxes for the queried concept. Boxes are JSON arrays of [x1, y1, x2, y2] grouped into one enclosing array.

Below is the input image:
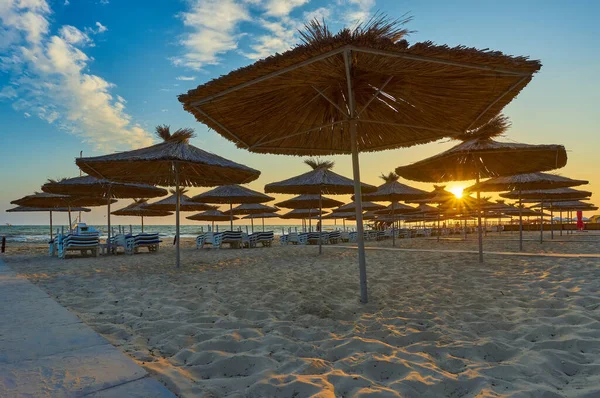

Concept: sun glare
[[449, 187, 464, 198]]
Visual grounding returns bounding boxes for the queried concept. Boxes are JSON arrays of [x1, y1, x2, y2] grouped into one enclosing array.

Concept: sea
[[0, 223, 340, 243]]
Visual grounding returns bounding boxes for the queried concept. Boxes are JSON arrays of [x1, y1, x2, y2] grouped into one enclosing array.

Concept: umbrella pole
[[560, 211, 563, 236], [318, 192, 323, 254], [550, 202, 554, 240], [476, 176, 483, 264], [540, 200, 544, 244], [229, 202, 233, 231], [519, 191, 523, 252], [141, 216, 144, 233], [343, 218, 346, 231], [262, 217, 265, 232], [106, 187, 112, 254], [68, 205, 72, 233], [437, 211, 440, 243], [251, 217, 254, 234], [49, 210, 53, 241], [391, 201, 396, 247], [175, 164, 181, 268]]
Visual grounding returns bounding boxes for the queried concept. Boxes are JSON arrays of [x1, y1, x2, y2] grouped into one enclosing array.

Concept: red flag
[[577, 210, 584, 230]]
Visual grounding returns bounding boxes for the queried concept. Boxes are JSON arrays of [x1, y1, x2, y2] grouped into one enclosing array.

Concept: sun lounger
[[249, 231, 274, 247], [306, 232, 329, 245], [57, 232, 100, 259], [340, 231, 350, 242], [220, 231, 244, 248], [196, 232, 223, 249], [127, 233, 161, 254], [328, 230, 341, 244], [282, 232, 307, 245]]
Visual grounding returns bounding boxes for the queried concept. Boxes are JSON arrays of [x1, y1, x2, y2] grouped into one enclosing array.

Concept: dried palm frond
[[379, 172, 400, 183], [155, 125, 195, 143], [169, 188, 189, 196], [457, 114, 511, 141], [304, 158, 335, 170]]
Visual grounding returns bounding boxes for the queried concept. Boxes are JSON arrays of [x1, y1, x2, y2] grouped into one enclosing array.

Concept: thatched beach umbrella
[[191, 184, 273, 230], [6, 206, 91, 241], [323, 211, 356, 230], [280, 208, 328, 219], [145, 189, 214, 212], [42, 176, 167, 249], [529, 200, 597, 236], [76, 126, 260, 268], [502, 187, 592, 242], [276, 194, 344, 210], [187, 209, 239, 231], [467, 173, 588, 250], [242, 211, 281, 232], [396, 116, 567, 262], [179, 16, 542, 303], [333, 201, 385, 213], [224, 203, 279, 232], [112, 199, 173, 233], [266, 159, 376, 254], [359, 172, 430, 246], [11, 192, 116, 232]]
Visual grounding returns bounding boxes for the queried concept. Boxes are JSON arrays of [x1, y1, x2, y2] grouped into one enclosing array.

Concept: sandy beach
[[3, 233, 600, 397]]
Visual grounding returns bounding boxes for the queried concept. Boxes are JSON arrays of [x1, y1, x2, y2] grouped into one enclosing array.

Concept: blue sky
[[1, 0, 599, 225]]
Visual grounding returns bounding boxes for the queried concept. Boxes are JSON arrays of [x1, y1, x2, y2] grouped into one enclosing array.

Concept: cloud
[[64, 0, 69, 5], [173, 0, 376, 69], [24, 112, 31, 117], [95, 22, 107, 33], [0, 0, 153, 150], [172, 0, 249, 70], [176, 75, 196, 81]]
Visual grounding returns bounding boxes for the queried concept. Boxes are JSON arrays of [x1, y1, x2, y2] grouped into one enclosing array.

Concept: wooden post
[[229, 202, 233, 231], [1, 236, 5, 253], [560, 211, 563, 236], [141, 216, 144, 233], [436, 210, 440, 242], [540, 200, 544, 244], [251, 217, 254, 233], [519, 191, 523, 252], [391, 201, 396, 246], [68, 205, 72, 233], [318, 192, 323, 254], [262, 217, 265, 232], [476, 175, 483, 263], [106, 186, 112, 253], [550, 202, 554, 240], [345, 49, 368, 304], [49, 210, 53, 241], [175, 163, 181, 268]]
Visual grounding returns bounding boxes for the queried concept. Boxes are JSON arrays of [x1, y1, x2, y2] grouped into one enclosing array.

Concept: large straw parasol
[[360, 172, 429, 246], [179, 16, 542, 303], [242, 211, 281, 232], [396, 116, 567, 262], [266, 159, 376, 254], [466, 173, 589, 250], [223, 203, 279, 233], [111, 198, 173, 233], [6, 206, 91, 241], [145, 189, 214, 212], [42, 176, 167, 249], [11, 192, 116, 231], [191, 184, 273, 230], [187, 209, 239, 231], [76, 126, 260, 268]]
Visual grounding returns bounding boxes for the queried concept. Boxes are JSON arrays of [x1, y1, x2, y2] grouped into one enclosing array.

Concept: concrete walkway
[[0, 258, 175, 397], [327, 245, 600, 258]]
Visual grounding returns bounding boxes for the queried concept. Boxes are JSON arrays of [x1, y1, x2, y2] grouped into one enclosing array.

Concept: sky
[[1, 0, 599, 226]]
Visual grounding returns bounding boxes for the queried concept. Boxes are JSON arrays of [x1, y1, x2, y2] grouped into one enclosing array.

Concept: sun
[[449, 186, 464, 199]]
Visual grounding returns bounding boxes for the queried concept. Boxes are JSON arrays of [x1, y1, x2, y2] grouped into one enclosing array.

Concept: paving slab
[[0, 258, 175, 397]]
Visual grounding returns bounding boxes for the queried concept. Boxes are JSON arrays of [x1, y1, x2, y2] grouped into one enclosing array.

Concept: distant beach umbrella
[[191, 184, 273, 230], [374, 202, 416, 215], [145, 189, 214, 212], [224, 203, 279, 233], [276, 194, 344, 210], [112, 198, 173, 233], [266, 159, 376, 254], [323, 211, 356, 230], [466, 173, 589, 251], [333, 201, 385, 213], [6, 205, 90, 240], [187, 209, 240, 231], [11, 192, 116, 231], [76, 125, 260, 268], [241, 211, 281, 232], [397, 116, 568, 262], [280, 208, 328, 219], [179, 16, 542, 303], [42, 175, 167, 250]]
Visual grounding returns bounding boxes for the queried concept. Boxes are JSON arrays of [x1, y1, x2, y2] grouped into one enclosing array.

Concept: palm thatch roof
[[191, 184, 274, 204], [223, 203, 279, 215], [466, 172, 589, 193], [280, 208, 328, 219], [76, 126, 260, 187], [332, 201, 385, 212], [395, 115, 567, 182], [530, 200, 598, 211], [242, 212, 281, 220], [41, 176, 167, 199], [323, 211, 356, 219], [145, 189, 215, 211], [501, 187, 593, 201], [373, 202, 416, 215], [409, 203, 440, 214], [187, 209, 238, 222], [275, 194, 343, 209], [265, 159, 376, 195], [179, 16, 541, 155], [408, 185, 457, 204], [112, 199, 173, 217], [11, 192, 117, 208], [6, 206, 91, 213], [359, 172, 431, 201]]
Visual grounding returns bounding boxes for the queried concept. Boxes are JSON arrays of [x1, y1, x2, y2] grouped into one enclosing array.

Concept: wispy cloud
[[172, 0, 249, 70], [176, 75, 196, 81], [173, 0, 376, 70], [0, 0, 152, 150]]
